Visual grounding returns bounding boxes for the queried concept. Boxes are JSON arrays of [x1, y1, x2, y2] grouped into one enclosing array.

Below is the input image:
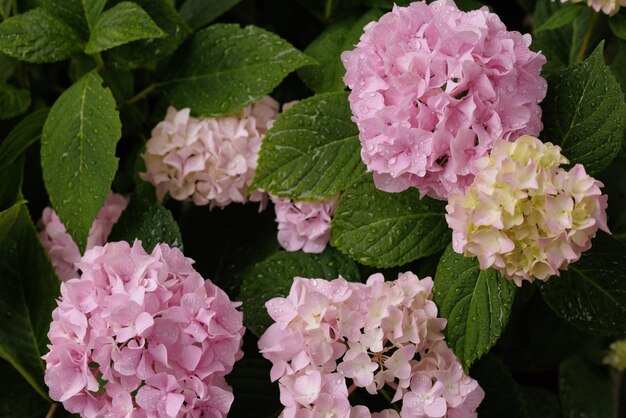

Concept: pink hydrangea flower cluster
[[140, 96, 279, 208], [341, 0, 547, 199], [445, 135, 609, 285], [561, 0, 626, 15], [38, 192, 128, 281], [258, 272, 484, 417], [43, 240, 245, 417], [271, 195, 338, 253]]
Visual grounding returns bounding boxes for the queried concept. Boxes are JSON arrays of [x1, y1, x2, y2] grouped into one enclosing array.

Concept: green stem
[[324, 0, 335, 21], [45, 403, 57, 418], [123, 83, 162, 108], [575, 12, 599, 63], [10, 0, 17, 16], [92, 53, 105, 70]]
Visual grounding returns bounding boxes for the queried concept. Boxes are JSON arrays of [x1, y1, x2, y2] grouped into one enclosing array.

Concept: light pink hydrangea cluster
[[271, 195, 338, 253], [43, 240, 245, 417], [140, 96, 279, 208], [341, 0, 547, 199], [445, 135, 609, 285], [38, 192, 128, 281], [259, 272, 484, 417], [561, 0, 626, 15]]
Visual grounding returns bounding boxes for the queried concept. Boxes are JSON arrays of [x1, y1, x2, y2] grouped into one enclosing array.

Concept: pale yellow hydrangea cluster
[[445, 135, 609, 285], [560, 0, 626, 15], [604, 340, 626, 371]]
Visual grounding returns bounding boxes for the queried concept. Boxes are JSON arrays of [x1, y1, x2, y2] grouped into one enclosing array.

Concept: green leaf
[[298, 9, 383, 94], [559, 354, 614, 418], [41, 0, 106, 39], [108, 185, 182, 252], [252, 92, 363, 200], [330, 174, 450, 268], [534, 3, 583, 33], [0, 8, 82, 63], [107, 0, 191, 70], [0, 156, 23, 211], [0, 83, 29, 119], [569, 8, 608, 64], [433, 245, 517, 370], [0, 359, 50, 417], [41, 71, 121, 252], [239, 248, 360, 337], [610, 40, 626, 96], [541, 42, 626, 175], [179, 0, 242, 30], [610, 13, 626, 40], [532, 0, 573, 75], [163, 24, 314, 116], [539, 233, 626, 336], [227, 358, 282, 417], [471, 355, 531, 418], [85, 2, 166, 54], [0, 52, 17, 83], [0, 205, 59, 401], [0, 108, 48, 171], [0, 200, 25, 245]]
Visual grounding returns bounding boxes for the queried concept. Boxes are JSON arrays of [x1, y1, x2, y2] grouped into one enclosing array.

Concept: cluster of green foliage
[[0, 0, 624, 416]]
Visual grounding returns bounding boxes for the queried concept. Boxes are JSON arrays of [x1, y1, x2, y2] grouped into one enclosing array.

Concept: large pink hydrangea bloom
[[272, 195, 338, 253], [259, 272, 484, 418], [561, 0, 626, 15], [445, 135, 609, 285], [342, 0, 547, 199], [38, 192, 128, 281], [43, 240, 245, 417], [141, 96, 279, 208]]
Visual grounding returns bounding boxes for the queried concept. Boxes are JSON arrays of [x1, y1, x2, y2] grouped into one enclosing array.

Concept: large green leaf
[[0, 84, 29, 120], [0, 108, 48, 171], [252, 92, 364, 201], [41, 0, 106, 39], [239, 248, 360, 337], [107, 0, 191, 70], [542, 42, 626, 175], [610, 40, 626, 97], [108, 184, 182, 253], [534, 2, 583, 33], [539, 233, 626, 336], [163, 24, 314, 116], [41, 71, 121, 252], [569, 8, 608, 64], [559, 354, 614, 418], [179, 0, 242, 30], [0, 200, 25, 245], [0, 8, 82, 63], [433, 245, 517, 370], [298, 9, 383, 93], [330, 174, 450, 268], [0, 205, 59, 401], [85, 2, 166, 54], [532, 0, 573, 75], [0, 359, 50, 417]]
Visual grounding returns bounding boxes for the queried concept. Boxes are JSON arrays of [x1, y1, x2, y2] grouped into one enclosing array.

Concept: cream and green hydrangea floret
[[445, 135, 609, 286]]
